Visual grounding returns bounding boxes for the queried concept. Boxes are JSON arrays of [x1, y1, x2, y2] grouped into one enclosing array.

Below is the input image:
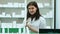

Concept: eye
[[28, 8, 30, 9], [31, 8, 34, 9]]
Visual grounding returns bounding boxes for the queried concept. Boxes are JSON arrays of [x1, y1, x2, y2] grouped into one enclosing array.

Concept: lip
[[30, 11, 34, 13]]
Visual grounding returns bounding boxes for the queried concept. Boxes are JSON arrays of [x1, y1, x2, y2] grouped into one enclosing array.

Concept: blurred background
[[0, 0, 54, 34], [56, 0, 60, 29], [0, 0, 54, 29]]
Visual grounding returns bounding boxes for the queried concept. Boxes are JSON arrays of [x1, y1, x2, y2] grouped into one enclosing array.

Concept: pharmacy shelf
[[0, 3, 52, 9], [44, 16, 54, 18], [44, 15, 54, 18], [38, 3, 52, 9], [0, 16, 53, 19], [12, 16, 25, 18], [0, 23, 25, 28], [0, 6, 25, 8], [0, 16, 25, 18], [0, 3, 25, 8], [0, 14, 53, 18]]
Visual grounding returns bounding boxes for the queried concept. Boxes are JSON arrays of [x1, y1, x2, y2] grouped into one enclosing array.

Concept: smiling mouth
[[30, 11, 34, 13], [31, 12, 33, 13], [30, 12, 34, 14]]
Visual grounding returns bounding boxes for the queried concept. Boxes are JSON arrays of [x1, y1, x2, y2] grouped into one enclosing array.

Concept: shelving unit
[[0, 0, 27, 34]]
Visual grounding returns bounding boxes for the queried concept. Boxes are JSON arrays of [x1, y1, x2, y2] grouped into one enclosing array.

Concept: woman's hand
[[26, 18, 39, 33], [26, 17, 31, 27], [26, 21, 39, 33], [26, 21, 31, 27]]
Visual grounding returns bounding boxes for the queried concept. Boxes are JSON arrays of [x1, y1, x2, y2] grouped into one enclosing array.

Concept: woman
[[26, 1, 46, 33]]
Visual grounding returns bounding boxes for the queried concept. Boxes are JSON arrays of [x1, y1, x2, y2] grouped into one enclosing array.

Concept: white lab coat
[[28, 16, 46, 29], [27, 16, 46, 34]]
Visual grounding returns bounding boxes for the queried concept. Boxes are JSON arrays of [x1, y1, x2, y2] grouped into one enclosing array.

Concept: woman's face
[[28, 5, 37, 15]]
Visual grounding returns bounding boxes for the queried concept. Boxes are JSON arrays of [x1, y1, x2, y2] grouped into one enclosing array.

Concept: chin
[[30, 13, 34, 15]]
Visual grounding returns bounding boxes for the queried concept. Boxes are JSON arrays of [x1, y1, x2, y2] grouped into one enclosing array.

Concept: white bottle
[[19, 3, 21, 7], [21, 10, 25, 17], [0, 21, 1, 28], [8, 2, 13, 7], [14, 3, 19, 7], [12, 21, 16, 28], [38, 3, 43, 8], [44, 3, 50, 7], [12, 12, 15, 17], [2, 12, 5, 16], [6, 14, 11, 17]]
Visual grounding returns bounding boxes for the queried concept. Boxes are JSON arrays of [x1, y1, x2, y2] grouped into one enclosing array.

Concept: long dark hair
[[27, 1, 41, 21]]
